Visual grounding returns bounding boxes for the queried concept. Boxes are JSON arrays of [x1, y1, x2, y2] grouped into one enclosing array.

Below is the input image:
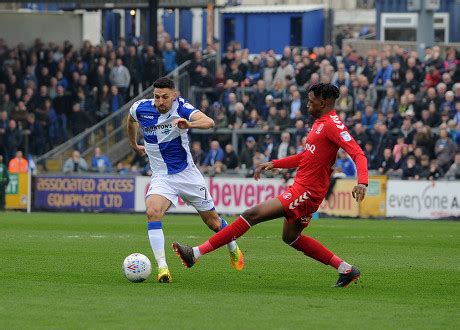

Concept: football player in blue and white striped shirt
[[127, 77, 244, 283]]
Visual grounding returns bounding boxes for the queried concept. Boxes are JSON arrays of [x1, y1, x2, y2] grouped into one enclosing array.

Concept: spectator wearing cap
[[440, 110, 451, 126], [261, 134, 276, 161], [239, 136, 257, 170]]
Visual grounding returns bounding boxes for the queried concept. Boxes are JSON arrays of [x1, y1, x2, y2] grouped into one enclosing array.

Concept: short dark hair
[[308, 83, 340, 100], [153, 77, 175, 89]]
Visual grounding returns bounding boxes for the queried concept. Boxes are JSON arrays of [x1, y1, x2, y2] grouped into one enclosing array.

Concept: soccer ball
[[122, 253, 152, 282]]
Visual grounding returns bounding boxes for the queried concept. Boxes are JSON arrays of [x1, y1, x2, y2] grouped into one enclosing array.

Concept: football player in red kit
[[173, 83, 368, 287]]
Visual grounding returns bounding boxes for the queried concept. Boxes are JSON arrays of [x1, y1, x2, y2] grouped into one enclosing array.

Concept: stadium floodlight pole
[[409, 0, 437, 60], [149, 0, 158, 48]]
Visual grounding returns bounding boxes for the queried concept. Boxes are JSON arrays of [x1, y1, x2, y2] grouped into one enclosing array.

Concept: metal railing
[[36, 53, 217, 172]]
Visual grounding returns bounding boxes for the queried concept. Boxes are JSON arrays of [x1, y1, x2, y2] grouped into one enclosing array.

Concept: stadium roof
[[220, 4, 324, 14]]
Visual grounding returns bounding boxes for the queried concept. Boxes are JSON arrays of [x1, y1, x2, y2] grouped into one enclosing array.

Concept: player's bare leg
[[198, 209, 244, 270], [146, 194, 172, 283], [283, 218, 360, 287], [172, 198, 285, 268]]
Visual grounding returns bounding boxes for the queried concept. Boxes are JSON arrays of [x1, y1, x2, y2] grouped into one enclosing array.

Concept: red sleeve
[[272, 152, 303, 169], [327, 126, 369, 185]]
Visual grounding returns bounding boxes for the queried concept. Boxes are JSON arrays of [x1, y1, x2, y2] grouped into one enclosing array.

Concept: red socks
[[198, 216, 251, 255], [291, 235, 342, 268]]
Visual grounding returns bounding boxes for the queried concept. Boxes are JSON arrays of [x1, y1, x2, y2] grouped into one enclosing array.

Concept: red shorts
[[277, 185, 320, 227]]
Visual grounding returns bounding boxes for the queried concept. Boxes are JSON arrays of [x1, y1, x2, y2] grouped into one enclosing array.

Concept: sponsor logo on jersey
[[283, 192, 292, 200], [161, 127, 172, 135], [142, 115, 155, 120], [305, 143, 316, 154], [340, 131, 352, 142], [315, 123, 324, 134], [289, 192, 310, 210], [330, 114, 345, 130], [144, 123, 173, 136]]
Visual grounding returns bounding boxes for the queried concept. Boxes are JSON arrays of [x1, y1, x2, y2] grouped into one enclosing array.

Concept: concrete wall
[[0, 11, 83, 48]]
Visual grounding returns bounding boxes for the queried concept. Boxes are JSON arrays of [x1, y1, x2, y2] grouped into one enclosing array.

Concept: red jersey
[[272, 110, 368, 202]]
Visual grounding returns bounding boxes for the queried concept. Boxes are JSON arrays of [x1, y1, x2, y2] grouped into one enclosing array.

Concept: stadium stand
[[0, 34, 459, 181]]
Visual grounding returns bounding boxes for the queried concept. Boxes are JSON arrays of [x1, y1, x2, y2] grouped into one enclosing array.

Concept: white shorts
[[145, 165, 215, 212]]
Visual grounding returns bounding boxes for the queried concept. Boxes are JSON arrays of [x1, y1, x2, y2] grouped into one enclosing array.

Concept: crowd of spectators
[[0, 31, 459, 181], [187, 42, 460, 181], [0, 31, 213, 167]]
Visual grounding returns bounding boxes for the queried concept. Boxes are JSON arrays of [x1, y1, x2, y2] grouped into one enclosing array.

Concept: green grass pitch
[[0, 212, 459, 329]]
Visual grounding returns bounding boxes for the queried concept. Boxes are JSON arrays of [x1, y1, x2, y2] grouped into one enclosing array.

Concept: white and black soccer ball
[[122, 253, 152, 282]]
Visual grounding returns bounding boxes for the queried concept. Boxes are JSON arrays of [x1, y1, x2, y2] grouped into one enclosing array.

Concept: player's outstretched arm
[[326, 127, 368, 202], [127, 114, 145, 156], [271, 152, 303, 169], [175, 111, 215, 130]]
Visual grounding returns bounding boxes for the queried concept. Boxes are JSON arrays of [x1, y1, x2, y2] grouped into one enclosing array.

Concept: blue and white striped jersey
[[129, 97, 199, 176]]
